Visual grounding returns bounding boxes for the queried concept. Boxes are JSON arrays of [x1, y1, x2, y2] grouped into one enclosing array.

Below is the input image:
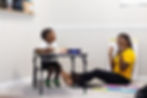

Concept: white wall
[[0, 0, 147, 81]]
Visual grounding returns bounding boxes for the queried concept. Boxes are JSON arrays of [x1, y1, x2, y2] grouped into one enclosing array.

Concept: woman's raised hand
[[109, 46, 114, 57]]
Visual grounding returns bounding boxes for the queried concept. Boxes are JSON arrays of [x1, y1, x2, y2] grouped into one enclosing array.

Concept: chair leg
[[39, 70, 44, 95], [32, 67, 37, 88], [82, 55, 88, 93]]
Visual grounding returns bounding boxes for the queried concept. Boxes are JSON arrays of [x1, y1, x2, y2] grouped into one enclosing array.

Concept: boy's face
[[46, 31, 56, 43]]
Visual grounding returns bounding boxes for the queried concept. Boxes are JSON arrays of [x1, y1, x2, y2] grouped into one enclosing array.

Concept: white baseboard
[[0, 77, 31, 89]]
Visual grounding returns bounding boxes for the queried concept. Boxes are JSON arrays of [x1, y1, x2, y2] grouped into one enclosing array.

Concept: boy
[[36, 28, 62, 87]]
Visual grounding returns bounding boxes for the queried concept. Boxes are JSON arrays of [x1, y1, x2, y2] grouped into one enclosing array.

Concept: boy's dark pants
[[41, 61, 61, 80]]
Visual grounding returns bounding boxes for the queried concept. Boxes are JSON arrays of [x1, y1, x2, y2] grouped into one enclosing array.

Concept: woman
[[61, 33, 136, 87]]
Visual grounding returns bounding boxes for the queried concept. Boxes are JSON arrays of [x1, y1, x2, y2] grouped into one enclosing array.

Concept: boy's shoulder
[[38, 41, 58, 48], [52, 42, 58, 46], [39, 41, 48, 48]]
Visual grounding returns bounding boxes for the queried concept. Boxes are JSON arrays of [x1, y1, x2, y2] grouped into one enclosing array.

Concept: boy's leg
[[46, 67, 53, 87], [52, 62, 62, 87], [48, 67, 53, 79], [41, 62, 53, 87]]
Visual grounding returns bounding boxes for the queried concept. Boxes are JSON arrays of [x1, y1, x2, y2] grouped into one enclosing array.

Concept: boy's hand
[[60, 48, 68, 54]]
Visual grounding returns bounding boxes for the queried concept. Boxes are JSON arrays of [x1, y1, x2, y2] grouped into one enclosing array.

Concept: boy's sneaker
[[45, 79, 51, 88], [54, 79, 60, 87]]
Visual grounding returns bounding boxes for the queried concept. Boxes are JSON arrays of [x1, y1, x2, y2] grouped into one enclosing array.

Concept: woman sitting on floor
[[61, 33, 136, 87]]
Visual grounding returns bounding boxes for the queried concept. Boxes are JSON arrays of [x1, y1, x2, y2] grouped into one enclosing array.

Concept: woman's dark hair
[[41, 28, 53, 40], [118, 33, 133, 48]]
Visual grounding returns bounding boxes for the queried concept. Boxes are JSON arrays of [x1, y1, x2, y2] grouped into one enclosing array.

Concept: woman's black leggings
[[73, 69, 131, 86]]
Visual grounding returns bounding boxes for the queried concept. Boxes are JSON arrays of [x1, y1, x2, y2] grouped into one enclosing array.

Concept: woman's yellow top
[[113, 48, 136, 80]]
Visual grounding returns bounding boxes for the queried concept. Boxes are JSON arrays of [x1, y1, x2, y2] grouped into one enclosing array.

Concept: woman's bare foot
[[61, 71, 73, 86]]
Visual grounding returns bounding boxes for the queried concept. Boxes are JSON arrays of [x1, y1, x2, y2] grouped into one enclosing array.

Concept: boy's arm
[[35, 48, 54, 54], [53, 42, 68, 54]]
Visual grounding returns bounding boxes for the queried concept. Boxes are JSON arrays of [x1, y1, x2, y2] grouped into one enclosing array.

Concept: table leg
[[71, 56, 76, 74], [82, 54, 88, 93], [82, 54, 87, 73]]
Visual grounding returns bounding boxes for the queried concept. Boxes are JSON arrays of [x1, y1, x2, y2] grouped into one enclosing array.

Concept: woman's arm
[[109, 55, 115, 70], [109, 47, 115, 70], [119, 54, 129, 71]]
